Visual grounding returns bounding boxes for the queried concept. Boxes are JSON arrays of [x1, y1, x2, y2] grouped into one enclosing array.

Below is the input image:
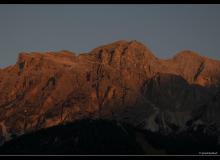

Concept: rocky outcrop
[[0, 40, 220, 144]]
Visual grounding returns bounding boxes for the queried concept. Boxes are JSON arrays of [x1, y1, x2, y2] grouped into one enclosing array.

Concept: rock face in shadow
[[0, 40, 220, 145]]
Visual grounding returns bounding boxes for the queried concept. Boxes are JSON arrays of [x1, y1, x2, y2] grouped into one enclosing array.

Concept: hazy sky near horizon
[[0, 4, 220, 68]]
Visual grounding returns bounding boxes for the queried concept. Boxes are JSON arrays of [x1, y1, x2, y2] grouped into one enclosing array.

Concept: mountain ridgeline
[[0, 40, 220, 154]]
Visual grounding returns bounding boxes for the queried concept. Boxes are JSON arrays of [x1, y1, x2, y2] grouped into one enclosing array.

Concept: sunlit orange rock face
[[0, 40, 220, 144]]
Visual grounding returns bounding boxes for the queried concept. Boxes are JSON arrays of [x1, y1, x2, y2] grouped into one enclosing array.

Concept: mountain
[[0, 40, 220, 151]]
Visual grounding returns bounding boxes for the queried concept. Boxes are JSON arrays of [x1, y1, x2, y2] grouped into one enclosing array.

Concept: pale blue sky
[[0, 4, 220, 68]]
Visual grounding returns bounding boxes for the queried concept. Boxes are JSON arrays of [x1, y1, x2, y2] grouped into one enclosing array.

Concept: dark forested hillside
[[0, 119, 144, 155]]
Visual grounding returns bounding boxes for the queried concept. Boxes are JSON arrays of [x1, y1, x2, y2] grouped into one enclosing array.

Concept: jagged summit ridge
[[90, 40, 155, 56], [173, 50, 202, 59], [17, 50, 76, 62], [4, 40, 218, 72]]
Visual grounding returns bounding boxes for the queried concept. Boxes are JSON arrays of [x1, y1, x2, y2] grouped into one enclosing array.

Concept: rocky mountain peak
[[88, 40, 156, 68], [16, 51, 77, 72], [173, 50, 204, 62]]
